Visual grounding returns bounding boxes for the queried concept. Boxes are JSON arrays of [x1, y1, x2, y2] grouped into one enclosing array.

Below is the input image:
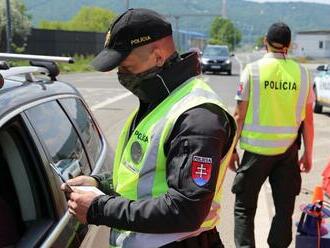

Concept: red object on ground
[[312, 186, 324, 204], [321, 159, 330, 197]]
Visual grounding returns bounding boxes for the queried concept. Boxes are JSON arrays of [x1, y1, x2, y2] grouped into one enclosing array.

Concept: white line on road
[[90, 92, 132, 111]]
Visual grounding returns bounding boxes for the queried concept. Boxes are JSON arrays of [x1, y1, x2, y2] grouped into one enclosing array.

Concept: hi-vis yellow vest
[[110, 78, 237, 248], [240, 55, 310, 155]]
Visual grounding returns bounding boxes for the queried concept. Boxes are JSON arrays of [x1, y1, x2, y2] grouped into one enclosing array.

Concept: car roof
[[0, 76, 80, 120], [0, 53, 79, 120]]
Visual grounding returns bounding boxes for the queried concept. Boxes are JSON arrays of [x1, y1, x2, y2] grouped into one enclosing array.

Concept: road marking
[[91, 92, 132, 111]]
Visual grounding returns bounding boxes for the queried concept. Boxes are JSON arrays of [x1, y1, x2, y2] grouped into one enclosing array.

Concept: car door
[[0, 113, 76, 248], [24, 97, 111, 248], [24, 98, 96, 247], [319, 70, 330, 106]]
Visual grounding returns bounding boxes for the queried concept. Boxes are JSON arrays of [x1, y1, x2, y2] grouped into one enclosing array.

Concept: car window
[[60, 98, 102, 168], [25, 100, 91, 178], [204, 47, 229, 57], [0, 116, 54, 247]]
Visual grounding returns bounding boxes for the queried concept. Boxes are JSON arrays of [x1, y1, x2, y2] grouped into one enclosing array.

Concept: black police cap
[[266, 22, 291, 49], [91, 8, 173, 72]]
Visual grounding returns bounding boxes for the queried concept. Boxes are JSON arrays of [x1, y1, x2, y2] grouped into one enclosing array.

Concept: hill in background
[[23, 0, 330, 43]]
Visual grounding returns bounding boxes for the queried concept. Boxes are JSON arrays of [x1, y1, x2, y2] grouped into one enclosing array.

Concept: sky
[[248, 0, 330, 4]]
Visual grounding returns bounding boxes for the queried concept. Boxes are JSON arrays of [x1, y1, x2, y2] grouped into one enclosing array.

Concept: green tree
[[209, 17, 241, 51], [255, 35, 264, 50], [0, 0, 32, 52], [39, 6, 116, 32]]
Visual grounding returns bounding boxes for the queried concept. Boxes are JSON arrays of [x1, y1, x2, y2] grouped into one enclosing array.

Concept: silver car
[[0, 53, 112, 248], [314, 64, 330, 113]]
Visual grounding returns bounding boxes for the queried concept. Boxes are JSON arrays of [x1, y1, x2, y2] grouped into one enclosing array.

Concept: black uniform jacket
[[87, 52, 235, 233]]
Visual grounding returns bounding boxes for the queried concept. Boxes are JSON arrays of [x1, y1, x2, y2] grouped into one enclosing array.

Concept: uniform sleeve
[[235, 66, 250, 101], [87, 104, 233, 233], [91, 173, 117, 196]]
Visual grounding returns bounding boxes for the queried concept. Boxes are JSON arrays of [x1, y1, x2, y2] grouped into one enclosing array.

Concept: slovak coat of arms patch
[[191, 155, 212, 186]]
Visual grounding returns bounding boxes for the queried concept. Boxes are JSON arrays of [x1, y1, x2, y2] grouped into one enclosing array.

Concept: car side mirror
[[316, 65, 326, 71]]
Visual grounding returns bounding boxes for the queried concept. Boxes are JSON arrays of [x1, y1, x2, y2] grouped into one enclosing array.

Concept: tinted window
[[0, 116, 54, 247], [25, 101, 91, 177], [204, 46, 229, 57], [60, 98, 102, 167]]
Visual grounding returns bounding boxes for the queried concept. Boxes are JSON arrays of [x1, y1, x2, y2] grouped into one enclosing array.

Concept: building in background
[[174, 30, 208, 53], [293, 30, 330, 58]]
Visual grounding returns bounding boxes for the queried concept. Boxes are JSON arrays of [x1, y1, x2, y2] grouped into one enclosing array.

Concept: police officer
[[229, 22, 314, 248], [62, 8, 237, 248]]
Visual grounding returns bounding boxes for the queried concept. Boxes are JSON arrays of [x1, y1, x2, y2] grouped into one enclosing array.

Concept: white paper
[[71, 186, 105, 196]]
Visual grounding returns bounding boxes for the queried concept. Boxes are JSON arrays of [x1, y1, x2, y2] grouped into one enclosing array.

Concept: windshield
[[203, 47, 229, 57]]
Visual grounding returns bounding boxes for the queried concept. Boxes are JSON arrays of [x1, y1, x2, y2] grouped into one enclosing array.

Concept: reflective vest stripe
[[136, 118, 165, 199], [137, 87, 224, 199], [243, 124, 298, 134], [296, 65, 308, 124], [251, 62, 260, 124], [110, 230, 128, 248], [240, 136, 294, 147]]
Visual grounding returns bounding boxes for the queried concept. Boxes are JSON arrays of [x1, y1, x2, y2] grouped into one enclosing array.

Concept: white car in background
[[313, 64, 330, 113]]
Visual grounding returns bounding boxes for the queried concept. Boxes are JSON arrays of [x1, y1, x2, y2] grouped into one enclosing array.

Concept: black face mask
[[117, 66, 163, 102], [117, 53, 179, 103]]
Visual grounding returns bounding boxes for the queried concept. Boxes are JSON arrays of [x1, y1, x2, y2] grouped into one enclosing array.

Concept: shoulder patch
[[191, 155, 212, 186], [237, 83, 243, 96]]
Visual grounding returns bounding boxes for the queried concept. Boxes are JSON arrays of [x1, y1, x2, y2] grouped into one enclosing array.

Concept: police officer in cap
[[62, 8, 237, 248], [229, 22, 314, 247]]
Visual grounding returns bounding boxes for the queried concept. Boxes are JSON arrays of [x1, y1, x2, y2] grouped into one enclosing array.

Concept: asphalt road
[[59, 52, 330, 248]]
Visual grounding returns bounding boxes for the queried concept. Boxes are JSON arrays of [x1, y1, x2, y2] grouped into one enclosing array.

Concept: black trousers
[[232, 144, 301, 248], [161, 228, 224, 248]]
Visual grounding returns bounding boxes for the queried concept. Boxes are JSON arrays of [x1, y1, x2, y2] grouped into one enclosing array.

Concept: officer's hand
[[299, 152, 312, 173], [61, 176, 98, 192], [67, 188, 100, 224], [228, 151, 240, 172]]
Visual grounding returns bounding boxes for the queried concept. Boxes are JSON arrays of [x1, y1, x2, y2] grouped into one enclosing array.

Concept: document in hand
[[71, 186, 105, 196]]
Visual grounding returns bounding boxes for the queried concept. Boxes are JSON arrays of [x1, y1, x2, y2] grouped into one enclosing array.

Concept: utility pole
[[125, 0, 129, 10], [222, 0, 227, 18], [5, 0, 12, 53]]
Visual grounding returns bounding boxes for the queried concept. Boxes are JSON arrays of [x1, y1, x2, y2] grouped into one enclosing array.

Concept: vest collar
[[139, 51, 201, 105]]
